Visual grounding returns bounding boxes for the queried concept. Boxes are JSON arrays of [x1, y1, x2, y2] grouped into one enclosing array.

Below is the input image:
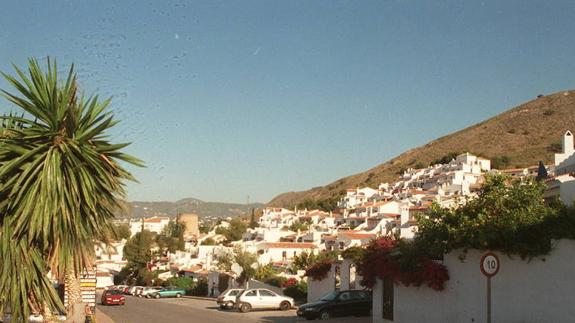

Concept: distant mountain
[[121, 198, 263, 219], [268, 90, 575, 208]]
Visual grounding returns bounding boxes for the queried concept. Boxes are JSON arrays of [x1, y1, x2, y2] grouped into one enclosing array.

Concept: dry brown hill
[[268, 90, 575, 208]]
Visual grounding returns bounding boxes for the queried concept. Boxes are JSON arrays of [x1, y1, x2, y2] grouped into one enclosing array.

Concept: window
[[282, 251, 287, 259], [338, 291, 350, 301], [259, 290, 276, 297], [245, 290, 257, 297]]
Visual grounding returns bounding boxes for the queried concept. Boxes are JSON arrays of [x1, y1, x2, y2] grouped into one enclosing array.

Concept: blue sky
[[1, 0, 574, 203]]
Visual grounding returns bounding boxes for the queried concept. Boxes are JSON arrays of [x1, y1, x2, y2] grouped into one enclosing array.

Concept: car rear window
[[259, 290, 276, 297]]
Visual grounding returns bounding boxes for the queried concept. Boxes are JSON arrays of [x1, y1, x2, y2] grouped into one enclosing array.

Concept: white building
[[555, 130, 575, 175], [255, 242, 317, 264], [340, 187, 379, 209], [258, 207, 296, 229], [129, 216, 171, 236]]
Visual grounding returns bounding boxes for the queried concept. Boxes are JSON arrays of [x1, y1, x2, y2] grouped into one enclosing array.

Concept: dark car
[[296, 290, 372, 320], [101, 289, 126, 306]]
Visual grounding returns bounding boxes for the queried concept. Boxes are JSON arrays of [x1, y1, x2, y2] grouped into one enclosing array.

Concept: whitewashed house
[[255, 242, 317, 264]]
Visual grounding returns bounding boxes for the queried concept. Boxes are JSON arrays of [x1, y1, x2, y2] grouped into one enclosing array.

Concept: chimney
[[563, 131, 574, 154]]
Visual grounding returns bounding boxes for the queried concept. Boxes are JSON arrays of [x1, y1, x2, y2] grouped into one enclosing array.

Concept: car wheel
[[176, 293, 182, 298], [279, 301, 290, 311], [239, 303, 251, 313], [320, 311, 330, 320], [154, 294, 160, 299], [219, 304, 226, 309], [226, 301, 234, 309]]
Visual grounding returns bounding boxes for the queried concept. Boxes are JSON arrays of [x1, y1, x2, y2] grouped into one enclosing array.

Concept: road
[[97, 295, 299, 323], [97, 294, 372, 323]]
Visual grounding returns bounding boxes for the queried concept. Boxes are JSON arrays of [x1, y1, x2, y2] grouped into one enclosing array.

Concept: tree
[[290, 251, 338, 273], [0, 58, 142, 321], [156, 220, 185, 255], [113, 223, 132, 240], [253, 263, 278, 281], [288, 221, 309, 232], [416, 174, 559, 259], [200, 237, 216, 245], [217, 217, 247, 242], [249, 208, 257, 229], [232, 247, 258, 286], [199, 224, 211, 234], [123, 230, 155, 268]]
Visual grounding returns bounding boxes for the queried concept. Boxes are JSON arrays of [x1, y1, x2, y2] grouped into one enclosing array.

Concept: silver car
[[216, 288, 244, 309], [236, 288, 293, 313]]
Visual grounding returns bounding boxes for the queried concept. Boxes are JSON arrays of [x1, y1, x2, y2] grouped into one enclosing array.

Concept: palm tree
[[0, 58, 142, 321]]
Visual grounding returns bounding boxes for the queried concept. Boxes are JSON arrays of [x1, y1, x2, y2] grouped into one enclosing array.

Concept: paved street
[[98, 294, 296, 323], [97, 294, 371, 323]]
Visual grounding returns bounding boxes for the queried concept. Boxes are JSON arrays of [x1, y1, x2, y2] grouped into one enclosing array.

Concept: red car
[[101, 289, 126, 306]]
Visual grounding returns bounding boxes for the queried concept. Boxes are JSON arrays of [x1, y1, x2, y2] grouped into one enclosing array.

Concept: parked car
[[149, 286, 187, 299], [141, 286, 163, 298], [127, 286, 142, 295], [133, 286, 144, 296], [236, 288, 293, 313], [101, 289, 126, 306], [216, 288, 244, 309], [296, 290, 372, 320]]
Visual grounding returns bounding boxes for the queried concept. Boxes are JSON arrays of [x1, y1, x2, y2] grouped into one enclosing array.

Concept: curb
[[182, 295, 217, 301]]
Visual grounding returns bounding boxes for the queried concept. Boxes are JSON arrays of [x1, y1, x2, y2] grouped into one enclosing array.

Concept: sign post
[[480, 252, 500, 323]]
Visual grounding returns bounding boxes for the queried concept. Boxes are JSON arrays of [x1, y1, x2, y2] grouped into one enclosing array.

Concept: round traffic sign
[[480, 252, 500, 277]]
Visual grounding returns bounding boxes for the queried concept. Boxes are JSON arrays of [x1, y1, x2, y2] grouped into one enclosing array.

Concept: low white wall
[[373, 239, 575, 323], [307, 265, 336, 303]]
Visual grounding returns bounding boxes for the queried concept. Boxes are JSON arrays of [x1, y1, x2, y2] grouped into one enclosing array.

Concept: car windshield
[[320, 291, 339, 301], [228, 289, 242, 296]]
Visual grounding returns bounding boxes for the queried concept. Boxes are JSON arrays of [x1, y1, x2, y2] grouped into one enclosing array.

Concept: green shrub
[[190, 277, 209, 296], [264, 276, 287, 287], [163, 277, 194, 289], [283, 280, 307, 300]]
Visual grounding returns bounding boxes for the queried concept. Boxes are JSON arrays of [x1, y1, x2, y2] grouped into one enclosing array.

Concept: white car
[[236, 288, 293, 313], [141, 286, 163, 298], [216, 288, 244, 309], [127, 286, 140, 295]]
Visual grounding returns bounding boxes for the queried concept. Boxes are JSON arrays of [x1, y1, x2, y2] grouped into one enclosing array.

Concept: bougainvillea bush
[[304, 259, 333, 281], [357, 237, 449, 291]]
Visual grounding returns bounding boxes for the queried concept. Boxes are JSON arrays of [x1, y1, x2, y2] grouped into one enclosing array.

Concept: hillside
[[268, 90, 575, 208], [119, 198, 263, 219]]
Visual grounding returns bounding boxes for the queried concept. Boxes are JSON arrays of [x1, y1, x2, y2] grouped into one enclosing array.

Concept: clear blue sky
[[1, 1, 574, 203]]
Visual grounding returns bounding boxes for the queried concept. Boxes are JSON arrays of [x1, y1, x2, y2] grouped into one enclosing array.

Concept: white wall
[[559, 178, 575, 207], [307, 266, 336, 303], [373, 239, 575, 323]]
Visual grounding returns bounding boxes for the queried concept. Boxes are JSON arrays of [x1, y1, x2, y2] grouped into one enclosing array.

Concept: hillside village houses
[[96, 139, 572, 314], [96, 151, 499, 284]]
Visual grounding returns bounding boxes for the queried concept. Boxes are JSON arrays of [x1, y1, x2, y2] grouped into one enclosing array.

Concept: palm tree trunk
[[64, 269, 85, 323]]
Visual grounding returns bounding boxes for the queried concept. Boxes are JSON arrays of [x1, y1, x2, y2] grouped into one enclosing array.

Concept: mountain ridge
[[120, 198, 263, 219]]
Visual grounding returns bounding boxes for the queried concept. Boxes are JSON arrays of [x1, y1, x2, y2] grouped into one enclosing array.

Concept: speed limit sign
[[480, 252, 500, 277]]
